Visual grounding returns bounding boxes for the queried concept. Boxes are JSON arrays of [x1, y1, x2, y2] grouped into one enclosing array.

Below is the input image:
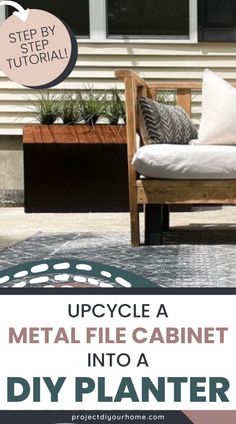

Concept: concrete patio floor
[[0, 206, 236, 251]]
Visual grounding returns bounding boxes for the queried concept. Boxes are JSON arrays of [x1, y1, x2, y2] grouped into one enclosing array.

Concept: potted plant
[[59, 93, 81, 125], [27, 86, 127, 141], [32, 92, 59, 125], [73, 86, 126, 141], [105, 88, 124, 125], [76, 86, 105, 126], [23, 86, 128, 213]]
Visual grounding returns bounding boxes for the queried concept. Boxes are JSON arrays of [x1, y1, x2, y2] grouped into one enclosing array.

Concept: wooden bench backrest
[[115, 70, 200, 162], [115, 68, 236, 155], [115, 69, 236, 190]]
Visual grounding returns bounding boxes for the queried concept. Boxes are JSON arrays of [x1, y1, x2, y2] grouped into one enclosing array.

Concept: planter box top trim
[[23, 124, 127, 144]]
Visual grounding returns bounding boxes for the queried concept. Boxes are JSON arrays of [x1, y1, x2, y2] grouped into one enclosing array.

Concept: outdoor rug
[[0, 230, 235, 287]]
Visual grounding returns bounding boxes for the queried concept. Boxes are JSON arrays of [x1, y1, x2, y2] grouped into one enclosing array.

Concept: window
[[107, 0, 190, 39], [4, 0, 236, 43], [198, 0, 236, 41], [6, 0, 90, 37]]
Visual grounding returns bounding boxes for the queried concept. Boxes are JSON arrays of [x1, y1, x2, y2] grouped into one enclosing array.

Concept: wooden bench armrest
[[115, 69, 148, 89]]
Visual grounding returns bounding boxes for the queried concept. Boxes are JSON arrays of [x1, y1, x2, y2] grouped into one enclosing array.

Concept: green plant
[[32, 92, 59, 125], [59, 93, 81, 125], [156, 90, 177, 106], [77, 86, 106, 125], [120, 100, 126, 124], [105, 88, 124, 125]]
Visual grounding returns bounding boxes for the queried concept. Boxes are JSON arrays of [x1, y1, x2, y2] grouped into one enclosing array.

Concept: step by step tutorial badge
[[0, 1, 78, 88]]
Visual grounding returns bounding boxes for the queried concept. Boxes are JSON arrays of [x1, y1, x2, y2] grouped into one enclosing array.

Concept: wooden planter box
[[22, 124, 129, 213]]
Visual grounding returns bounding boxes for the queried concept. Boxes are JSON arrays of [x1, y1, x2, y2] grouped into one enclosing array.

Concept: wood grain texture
[[23, 125, 127, 144], [177, 88, 191, 115], [115, 69, 148, 88], [137, 180, 236, 204], [125, 76, 140, 246], [148, 87, 157, 100], [149, 81, 236, 90], [149, 81, 202, 90]]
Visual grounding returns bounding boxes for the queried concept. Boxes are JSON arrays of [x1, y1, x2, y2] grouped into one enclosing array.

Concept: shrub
[[105, 88, 124, 125], [59, 93, 81, 125], [77, 87, 106, 125], [32, 92, 59, 125]]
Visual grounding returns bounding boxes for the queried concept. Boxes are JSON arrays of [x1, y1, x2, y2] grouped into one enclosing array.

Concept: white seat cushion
[[132, 144, 236, 179]]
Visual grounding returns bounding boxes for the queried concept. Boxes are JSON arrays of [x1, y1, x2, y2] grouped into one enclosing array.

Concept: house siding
[[0, 42, 236, 135]]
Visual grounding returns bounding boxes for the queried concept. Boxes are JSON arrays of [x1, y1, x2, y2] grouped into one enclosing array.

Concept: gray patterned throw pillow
[[139, 96, 198, 144]]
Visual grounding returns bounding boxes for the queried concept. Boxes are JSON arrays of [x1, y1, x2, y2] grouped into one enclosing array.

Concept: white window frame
[[0, 0, 198, 43], [0, 4, 6, 23], [88, 0, 198, 43]]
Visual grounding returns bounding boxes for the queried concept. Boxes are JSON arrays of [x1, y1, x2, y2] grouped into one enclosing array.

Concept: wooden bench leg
[[130, 206, 140, 247], [162, 205, 170, 231], [145, 204, 163, 245], [129, 190, 140, 246]]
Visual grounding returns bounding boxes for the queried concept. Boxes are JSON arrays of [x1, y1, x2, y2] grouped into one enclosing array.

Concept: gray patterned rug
[[0, 230, 235, 287]]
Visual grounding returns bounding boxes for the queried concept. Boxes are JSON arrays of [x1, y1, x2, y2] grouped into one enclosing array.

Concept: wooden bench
[[115, 69, 236, 246]]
